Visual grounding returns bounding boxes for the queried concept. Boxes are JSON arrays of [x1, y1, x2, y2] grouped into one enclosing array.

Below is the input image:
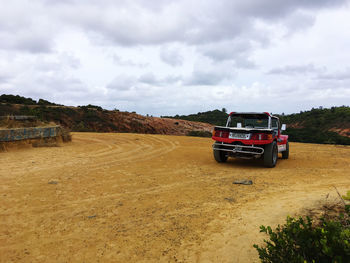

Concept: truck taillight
[[251, 133, 272, 140], [214, 130, 229, 138]]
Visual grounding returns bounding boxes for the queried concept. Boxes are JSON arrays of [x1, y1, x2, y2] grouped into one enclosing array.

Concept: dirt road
[[1, 133, 349, 262]]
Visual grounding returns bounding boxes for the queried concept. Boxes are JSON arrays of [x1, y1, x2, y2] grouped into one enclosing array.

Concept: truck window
[[271, 118, 278, 129]]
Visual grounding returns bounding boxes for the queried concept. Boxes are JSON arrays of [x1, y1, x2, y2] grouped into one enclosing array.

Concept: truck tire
[[213, 145, 228, 163], [264, 141, 278, 168], [282, 141, 289, 159]]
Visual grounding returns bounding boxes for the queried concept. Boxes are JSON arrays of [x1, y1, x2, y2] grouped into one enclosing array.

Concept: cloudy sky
[[1, 0, 350, 116]]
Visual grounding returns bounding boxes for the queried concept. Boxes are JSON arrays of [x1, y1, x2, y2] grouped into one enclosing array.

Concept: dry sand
[[1, 132, 349, 262]]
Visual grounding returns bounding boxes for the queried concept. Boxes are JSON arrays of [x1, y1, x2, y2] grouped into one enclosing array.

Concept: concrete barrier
[[0, 126, 61, 142]]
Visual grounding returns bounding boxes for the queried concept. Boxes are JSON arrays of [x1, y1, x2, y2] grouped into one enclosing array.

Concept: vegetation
[[1, 94, 349, 144], [0, 94, 59, 105], [343, 191, 350, 201], [0, 94, 37, 105], [278, 106, 350, 131], [37, 98, 60, 106], [78, 104, 104, 111], [254, 194, 350, 263], [279, 106, 350, 145], [162, 109, 228, 126], [285, 128, 350, 145]]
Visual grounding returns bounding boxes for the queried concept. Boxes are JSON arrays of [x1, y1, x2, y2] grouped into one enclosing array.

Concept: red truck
[[212, 112, 289, 167]]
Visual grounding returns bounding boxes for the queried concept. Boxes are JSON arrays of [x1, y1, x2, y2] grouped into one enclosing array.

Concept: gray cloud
[[160, 46, 183, 66], [112, 55, 148, 67], [0, 0, 350, 116], [198, 40, 258, 68], [186, 68, 234, 86], [0, 1, 56, 53], [267, 64, 325, 75], [283, 11, 316, 34], [138, 73, 158, 85], [233, 0, 347, 20], [136, 73, 182, 86], [317, 68, 350, 80], [0, 0, 347, 55], [47, 0, 348, 47], [106, 75, 136, 91], [0, 30, 53, 53]]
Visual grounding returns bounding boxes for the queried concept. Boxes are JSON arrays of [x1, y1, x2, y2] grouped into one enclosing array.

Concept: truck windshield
[[229, 115, 269, 129]]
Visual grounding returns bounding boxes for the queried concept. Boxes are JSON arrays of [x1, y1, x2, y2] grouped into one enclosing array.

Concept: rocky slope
[[0, 103, 213, 136]]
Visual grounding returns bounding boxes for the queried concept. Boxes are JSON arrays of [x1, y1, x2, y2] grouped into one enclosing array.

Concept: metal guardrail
[[0, 126, 60, 142]]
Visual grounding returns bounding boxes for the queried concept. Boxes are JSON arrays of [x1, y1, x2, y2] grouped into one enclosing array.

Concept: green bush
[[37, 98, 58, 106], [78, 104, 103, 111], [163, 109, 228, 126], [254, 207, 350, 263], [286, 128, 350, 145], [0, 94, 37, 105]]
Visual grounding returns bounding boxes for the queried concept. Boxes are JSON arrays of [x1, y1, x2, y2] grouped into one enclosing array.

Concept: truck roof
[[229, 112, 278, 119]]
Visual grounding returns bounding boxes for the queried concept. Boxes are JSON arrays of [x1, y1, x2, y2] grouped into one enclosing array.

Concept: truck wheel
[[282, 141, 289, 159], [213, 145, 228, 163], [264, 141, 278, 168]]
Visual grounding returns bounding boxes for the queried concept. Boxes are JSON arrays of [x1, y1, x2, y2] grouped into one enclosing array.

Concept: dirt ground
[[1, 132, 349, 262]]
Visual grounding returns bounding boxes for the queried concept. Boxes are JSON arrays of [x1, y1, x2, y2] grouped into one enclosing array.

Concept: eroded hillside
[[0, 103, 213, 135]]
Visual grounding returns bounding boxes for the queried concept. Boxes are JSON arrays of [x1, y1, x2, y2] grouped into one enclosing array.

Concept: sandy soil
[[1, 133, 349, 262]]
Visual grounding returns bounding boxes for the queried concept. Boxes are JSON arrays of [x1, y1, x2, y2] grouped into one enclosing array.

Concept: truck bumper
[[212, 142, 264, 156]]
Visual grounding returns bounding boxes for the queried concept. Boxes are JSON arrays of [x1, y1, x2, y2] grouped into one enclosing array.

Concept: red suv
[[212, 112, 289, 167]]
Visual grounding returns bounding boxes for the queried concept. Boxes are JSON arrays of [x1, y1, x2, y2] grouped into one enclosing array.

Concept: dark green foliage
[[0, 94, 58, 105], [162, 109, 228, 126], [186, 130, 212, 137], [0, 94, 37, 105], [278, 106, 350, 145], [278, 106, 350, 130], [254, 210, 350, 263], [37, 98, 59, 106], [286, 128, 350, 145], [19, 105, 77, 123], [78, 104, 104, 111]]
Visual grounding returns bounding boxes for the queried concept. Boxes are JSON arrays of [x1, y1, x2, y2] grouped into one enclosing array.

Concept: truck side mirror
[[281, 124, 286, 131]]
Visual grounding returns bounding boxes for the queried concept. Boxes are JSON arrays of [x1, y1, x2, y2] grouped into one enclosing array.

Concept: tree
[[222, 108, 227, 113]]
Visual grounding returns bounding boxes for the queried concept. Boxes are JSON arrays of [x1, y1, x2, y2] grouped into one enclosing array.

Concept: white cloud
[[0, 0, 350, 116]]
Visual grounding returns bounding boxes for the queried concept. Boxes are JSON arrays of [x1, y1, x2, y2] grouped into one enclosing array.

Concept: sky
[[0, 0, 350, 116]]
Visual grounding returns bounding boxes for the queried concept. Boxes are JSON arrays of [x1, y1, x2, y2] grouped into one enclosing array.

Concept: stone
[[233, 180, 253, 185]]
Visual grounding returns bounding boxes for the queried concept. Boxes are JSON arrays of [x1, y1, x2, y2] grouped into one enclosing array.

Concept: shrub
[[254, 204, 350, 263], [37, 98, 58, 106], [0, 94, 37, 105], [79, 104, 103, 111]]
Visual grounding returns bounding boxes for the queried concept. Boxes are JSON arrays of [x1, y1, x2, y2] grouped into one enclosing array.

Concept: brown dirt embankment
[[0, 133, 349, 262], [0, 103, 213, 135]]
